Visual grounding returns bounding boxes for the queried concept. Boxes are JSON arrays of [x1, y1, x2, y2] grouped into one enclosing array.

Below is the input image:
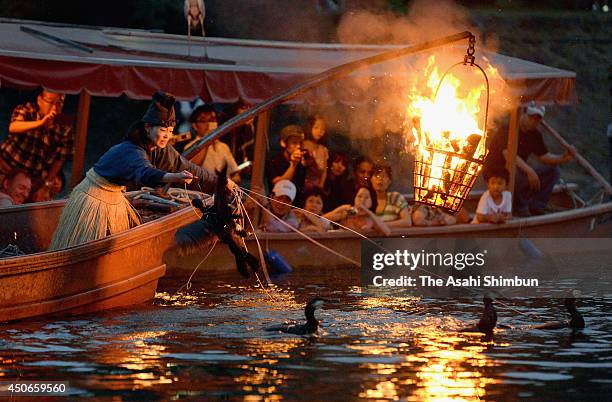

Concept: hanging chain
[[464, 34, 476, 65]]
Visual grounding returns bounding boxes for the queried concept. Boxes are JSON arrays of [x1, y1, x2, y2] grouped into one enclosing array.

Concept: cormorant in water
[[460, 297, 497, 334], [531, 298, 585, 330], [264, 298, 325, 335]]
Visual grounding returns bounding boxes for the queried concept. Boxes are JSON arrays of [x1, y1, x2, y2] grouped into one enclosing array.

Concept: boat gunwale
[[0, 206, 199, 274], [2, 198, 609, 274]]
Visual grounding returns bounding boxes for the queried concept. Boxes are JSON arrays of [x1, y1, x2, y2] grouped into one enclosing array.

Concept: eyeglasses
[[40, 97, 64, 106]]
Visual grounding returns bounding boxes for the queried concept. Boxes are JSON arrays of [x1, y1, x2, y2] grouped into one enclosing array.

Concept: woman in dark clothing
[[323, 152, 353, 212], [50, 91, 218, 250]]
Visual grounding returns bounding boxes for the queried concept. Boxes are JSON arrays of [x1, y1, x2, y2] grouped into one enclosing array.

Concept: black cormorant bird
[[264, 298, 326, 335], [532, 298, 585, 330], [460, 297, 497, 334]]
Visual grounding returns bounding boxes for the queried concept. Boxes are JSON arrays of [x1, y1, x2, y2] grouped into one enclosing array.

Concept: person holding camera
[[266, 124, 313, 198]]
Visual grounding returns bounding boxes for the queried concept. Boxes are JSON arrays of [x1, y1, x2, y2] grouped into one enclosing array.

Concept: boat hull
[[1, 190, 610, 322], [0, 201, 199, 323]]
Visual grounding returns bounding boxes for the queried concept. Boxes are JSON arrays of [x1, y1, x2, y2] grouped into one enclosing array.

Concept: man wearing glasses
[[0, 89, 73, 202]]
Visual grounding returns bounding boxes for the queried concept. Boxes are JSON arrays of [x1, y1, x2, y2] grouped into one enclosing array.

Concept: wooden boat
[[1, 21, 611, 322]]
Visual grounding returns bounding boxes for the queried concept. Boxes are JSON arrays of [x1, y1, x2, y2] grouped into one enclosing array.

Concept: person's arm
[[8, 111, 57, 134], [503, 149, 540, 191], [537, 150, 574, 165], [384, 207, 412, 227], [156, 145, 217, 193], [271, 150, 302, 185], [361, 207, 391, 236], [323, 204, 354, 222]]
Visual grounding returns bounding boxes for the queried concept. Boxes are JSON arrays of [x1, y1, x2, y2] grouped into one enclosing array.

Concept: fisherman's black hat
[[142, 91, 176, 127]]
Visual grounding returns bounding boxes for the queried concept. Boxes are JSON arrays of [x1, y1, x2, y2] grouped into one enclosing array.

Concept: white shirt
[[472, 190, 512, 223], [185, 140, 239, 176], [0, 192, 14, 207]]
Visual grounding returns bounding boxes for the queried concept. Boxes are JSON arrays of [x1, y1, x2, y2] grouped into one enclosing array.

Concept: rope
[[176, 239, 218, 294], [242, 190, 361, 267]]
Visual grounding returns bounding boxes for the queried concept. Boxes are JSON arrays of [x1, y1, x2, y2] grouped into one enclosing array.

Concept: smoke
[[298, 0, 516, 149]]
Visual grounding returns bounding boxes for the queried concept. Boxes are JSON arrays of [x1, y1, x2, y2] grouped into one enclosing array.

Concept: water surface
[[0, 267, 610, 401]]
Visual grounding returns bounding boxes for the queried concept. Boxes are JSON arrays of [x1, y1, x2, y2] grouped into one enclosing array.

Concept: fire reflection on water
[[0, 272, 609, 400]]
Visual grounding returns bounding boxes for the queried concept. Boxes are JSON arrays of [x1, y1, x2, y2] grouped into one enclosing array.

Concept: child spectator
[[371, 163, 411, 227], [296, 186, 331, 233], [472, 168, 512, 224], [303, 114, 329, 190], [323, 152, 352, 212], [261, 179, 300, 233], [267, 125, 310, 195], [337, 186, 391, 236]]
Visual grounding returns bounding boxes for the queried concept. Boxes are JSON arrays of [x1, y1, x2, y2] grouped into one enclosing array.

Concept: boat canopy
[[0, 19, 576, 105]]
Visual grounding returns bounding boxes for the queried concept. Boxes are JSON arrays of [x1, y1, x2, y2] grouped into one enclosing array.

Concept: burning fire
[[406, 55, 494, 211]]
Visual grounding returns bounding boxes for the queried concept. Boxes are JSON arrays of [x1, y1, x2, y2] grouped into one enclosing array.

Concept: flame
[[406, 55, 494, 210]]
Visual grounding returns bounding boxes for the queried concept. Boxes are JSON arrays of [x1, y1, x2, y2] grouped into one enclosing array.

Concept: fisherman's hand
[[226, 178, 237, 192], [175, 170, 195, 184], [562, 146, 576, 163], [526, 169, 540, 192]]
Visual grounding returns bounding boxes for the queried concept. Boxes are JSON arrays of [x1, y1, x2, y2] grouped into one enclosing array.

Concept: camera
[[301, 149, 312, 160]]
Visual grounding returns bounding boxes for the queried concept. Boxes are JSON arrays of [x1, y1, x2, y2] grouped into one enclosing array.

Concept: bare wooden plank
[[70, 90, 91, 189]]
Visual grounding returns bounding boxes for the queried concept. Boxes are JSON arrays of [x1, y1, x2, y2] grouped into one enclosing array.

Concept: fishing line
[[241, 190, 361, 267], [176, 239, 218, 294], [233, 187, 278, 301], [233, 187, 273, 283], [239, 186, 382, 244]]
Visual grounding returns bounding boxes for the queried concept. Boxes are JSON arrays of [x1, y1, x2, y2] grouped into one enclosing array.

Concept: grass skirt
[[49, 169, 140, 250]]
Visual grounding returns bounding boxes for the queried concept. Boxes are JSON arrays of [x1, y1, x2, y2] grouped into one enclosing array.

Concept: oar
[[541, 120, 612, 196]]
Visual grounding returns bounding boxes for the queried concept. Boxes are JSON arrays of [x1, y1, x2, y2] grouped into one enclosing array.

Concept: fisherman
[[49, 91, 221, 250], [484, 102, 575, 217]]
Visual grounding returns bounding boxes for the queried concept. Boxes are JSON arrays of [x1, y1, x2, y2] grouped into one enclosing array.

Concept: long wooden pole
[[250, 111, 270, 226], [183, 31, 474, 161], [506, 107, 520, 194], [70, 90, 91, 189], [541, 120, 612, 195]]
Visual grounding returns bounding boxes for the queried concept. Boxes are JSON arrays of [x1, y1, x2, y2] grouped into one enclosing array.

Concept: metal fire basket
[[413, 34, 490, 213]]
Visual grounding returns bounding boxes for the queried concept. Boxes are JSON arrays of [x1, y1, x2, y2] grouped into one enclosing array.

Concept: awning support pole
[[506, 107, 520, 194], [250, 110, 270, 226], [70, 90, 90, 189]]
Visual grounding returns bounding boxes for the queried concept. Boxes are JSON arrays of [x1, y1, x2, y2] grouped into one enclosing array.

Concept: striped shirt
[[377, 191, 408, 222], [0, 102, 73, 175]]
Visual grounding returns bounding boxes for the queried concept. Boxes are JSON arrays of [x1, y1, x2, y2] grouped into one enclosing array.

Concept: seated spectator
[[411, 204, 469, 226], [232, 100, 256, 163], [0, 169, 32, 207], [483, 102, 574, 217], [323, 152, 352, 212], [472, 168, 512, 224], [337, 186, 391, 236], [261, 179, 300, 233], [348, 155, 374, 199], [185, 104, 240, 183], [303, 114, 329, 190], [30, 170, 66, 202], [266, 124, 311, 195], [371, 163, 411, 227], [296, 186, 331, 233]]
